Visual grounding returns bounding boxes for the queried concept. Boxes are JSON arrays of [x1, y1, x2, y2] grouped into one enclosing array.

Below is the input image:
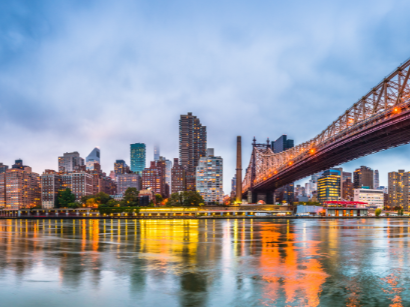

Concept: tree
[[86, 198, 99, 208], [81, 195, 94, 205], [95, 192, 111, 205], [375, 208, 382, 217], [122, 188, 139, 206], [106, 199, 120, 207], [168, 192, 184, 206], [57, 188, 76, 208], [183, 191, 204, 206], [68, 202, 80, 208], [155, 194, 163, 204]]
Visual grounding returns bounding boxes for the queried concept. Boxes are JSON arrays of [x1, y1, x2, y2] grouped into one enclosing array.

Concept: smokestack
[[236, 136, 242, 203]]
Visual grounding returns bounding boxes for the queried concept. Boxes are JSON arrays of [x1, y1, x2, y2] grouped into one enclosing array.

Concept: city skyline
[[2, 1, 410, 191]]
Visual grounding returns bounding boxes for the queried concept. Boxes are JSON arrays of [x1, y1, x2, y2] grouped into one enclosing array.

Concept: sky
[[1, 0, 410, 191]]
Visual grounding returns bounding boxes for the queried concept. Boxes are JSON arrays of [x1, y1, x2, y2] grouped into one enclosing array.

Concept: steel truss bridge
[[242, 57, 410, 202]]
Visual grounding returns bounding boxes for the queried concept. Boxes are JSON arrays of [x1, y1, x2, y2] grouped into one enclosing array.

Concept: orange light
[[394, 108, 399, 112], [288, 161, 293, 166], [310, 149, 315, 154]]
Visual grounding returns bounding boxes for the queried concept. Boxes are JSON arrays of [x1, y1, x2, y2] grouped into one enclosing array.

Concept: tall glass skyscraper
[[130, 143, 146, 174]]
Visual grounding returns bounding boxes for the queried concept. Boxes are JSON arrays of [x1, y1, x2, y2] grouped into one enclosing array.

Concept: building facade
[[196, 148, 223, 204], [353, 166, 374, 189], [374, 170, 380, 189], [0, 163, 8, 173], [130, 143, 146, 174], [86, 147, 101, 170], [41, 170, 63, 209], [388, 170, 410, 210], [61, 172, 94, 201], [171, 158, 186, 194], [142, 161, 166, 196], [0, 161, 41, 209], [58, 152, 85, 172], [353, 188, 384, 209], [117, 173, 141, 194], [114, 160, 130, 175], [179, 112, 207, 191], [318, 169, 341, 203]]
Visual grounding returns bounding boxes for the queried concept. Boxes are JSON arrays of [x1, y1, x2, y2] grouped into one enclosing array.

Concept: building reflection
[[0, 218, 409, 306]]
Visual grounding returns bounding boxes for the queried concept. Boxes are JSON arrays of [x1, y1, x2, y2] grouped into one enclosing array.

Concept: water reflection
[[0, 219, 409, 306]]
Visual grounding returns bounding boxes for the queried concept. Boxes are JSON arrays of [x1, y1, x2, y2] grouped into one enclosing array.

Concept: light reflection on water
[[0, 218, 409, 306]]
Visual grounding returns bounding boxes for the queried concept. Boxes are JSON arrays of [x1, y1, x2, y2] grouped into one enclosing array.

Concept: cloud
[[1, 0, 410, 191]]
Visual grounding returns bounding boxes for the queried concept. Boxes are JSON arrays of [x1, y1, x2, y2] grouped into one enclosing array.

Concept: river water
[[0, 218, 408, 306]]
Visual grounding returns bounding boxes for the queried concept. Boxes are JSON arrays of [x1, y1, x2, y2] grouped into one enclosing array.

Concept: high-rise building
[[130, 143, 146, 174], [142, 161, 166, 197], [0, 160, 41, 209], [231, 174, 237, 198], [271, 135, 294, 153], [272, 135, 295, 204], [179, 112, 207, 191], [154, 145, 160, 162], [58, 152, 85, 172], [196, 148, 223, 204], [374, 170, 380, 189], [41, 170, 63, 209], [159, 157, 172, 192], [353, 166, 374, 189], [114, 160, 130, 175], [387, 170, 410, 210], [318, 169, 341, 203], [0, 163, 8, 173], [117, 173, 142, 194], [171, 158, 186, 194], [86, 147, 101, 170], [342, 178, 354, 201]]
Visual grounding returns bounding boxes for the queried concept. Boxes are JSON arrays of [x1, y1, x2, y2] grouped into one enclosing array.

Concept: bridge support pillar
[[266, 192, 274, 205]]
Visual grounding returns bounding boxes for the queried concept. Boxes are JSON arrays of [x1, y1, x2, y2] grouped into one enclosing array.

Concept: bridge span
[[242, 57, 410, 203]]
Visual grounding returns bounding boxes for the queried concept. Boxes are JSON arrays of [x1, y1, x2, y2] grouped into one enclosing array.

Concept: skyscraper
[[272, 134, 295, 204], [86, 147, 101, 170], [58, 152, 84, 172], [179, 112, 207, 191], [354, 166, 374, 189], [130, 143, 146, 174], [374, 170, 380, 189], [159, 156, 172, 192], [114, 160, 130, 175], [196, 148, 223, 204], [154, 145, 160, 162], [271, 135, 294, 153], [142, 161, 166, 197], [387, 169, 410, 210], [0, 163, 8, 173]]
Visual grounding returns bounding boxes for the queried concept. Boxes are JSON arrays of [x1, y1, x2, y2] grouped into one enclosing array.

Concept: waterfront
[[0, 219, 409, 306]]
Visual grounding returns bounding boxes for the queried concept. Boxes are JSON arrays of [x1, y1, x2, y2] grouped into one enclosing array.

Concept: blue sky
[[1, 0, 410, 191]]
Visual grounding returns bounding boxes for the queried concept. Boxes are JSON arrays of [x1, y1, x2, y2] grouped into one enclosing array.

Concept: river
[[0, 218, 408, 306]]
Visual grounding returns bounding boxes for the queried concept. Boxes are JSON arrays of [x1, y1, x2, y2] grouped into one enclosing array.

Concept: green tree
[[57, 188, 76, 208], [168, 192, 184, 206], [123, 188, 139, 206], [155, 194, 163, 204], [375, 208, 382, 217], [81, 195, 93, 205], [183, 191, 204, 206], [68, 202, 80, 208], [106, 199, 120, 207], [95, 192, 111, 205]]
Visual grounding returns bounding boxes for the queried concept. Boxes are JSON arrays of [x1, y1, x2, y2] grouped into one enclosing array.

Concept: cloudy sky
[[1, 0, 410, 191]]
